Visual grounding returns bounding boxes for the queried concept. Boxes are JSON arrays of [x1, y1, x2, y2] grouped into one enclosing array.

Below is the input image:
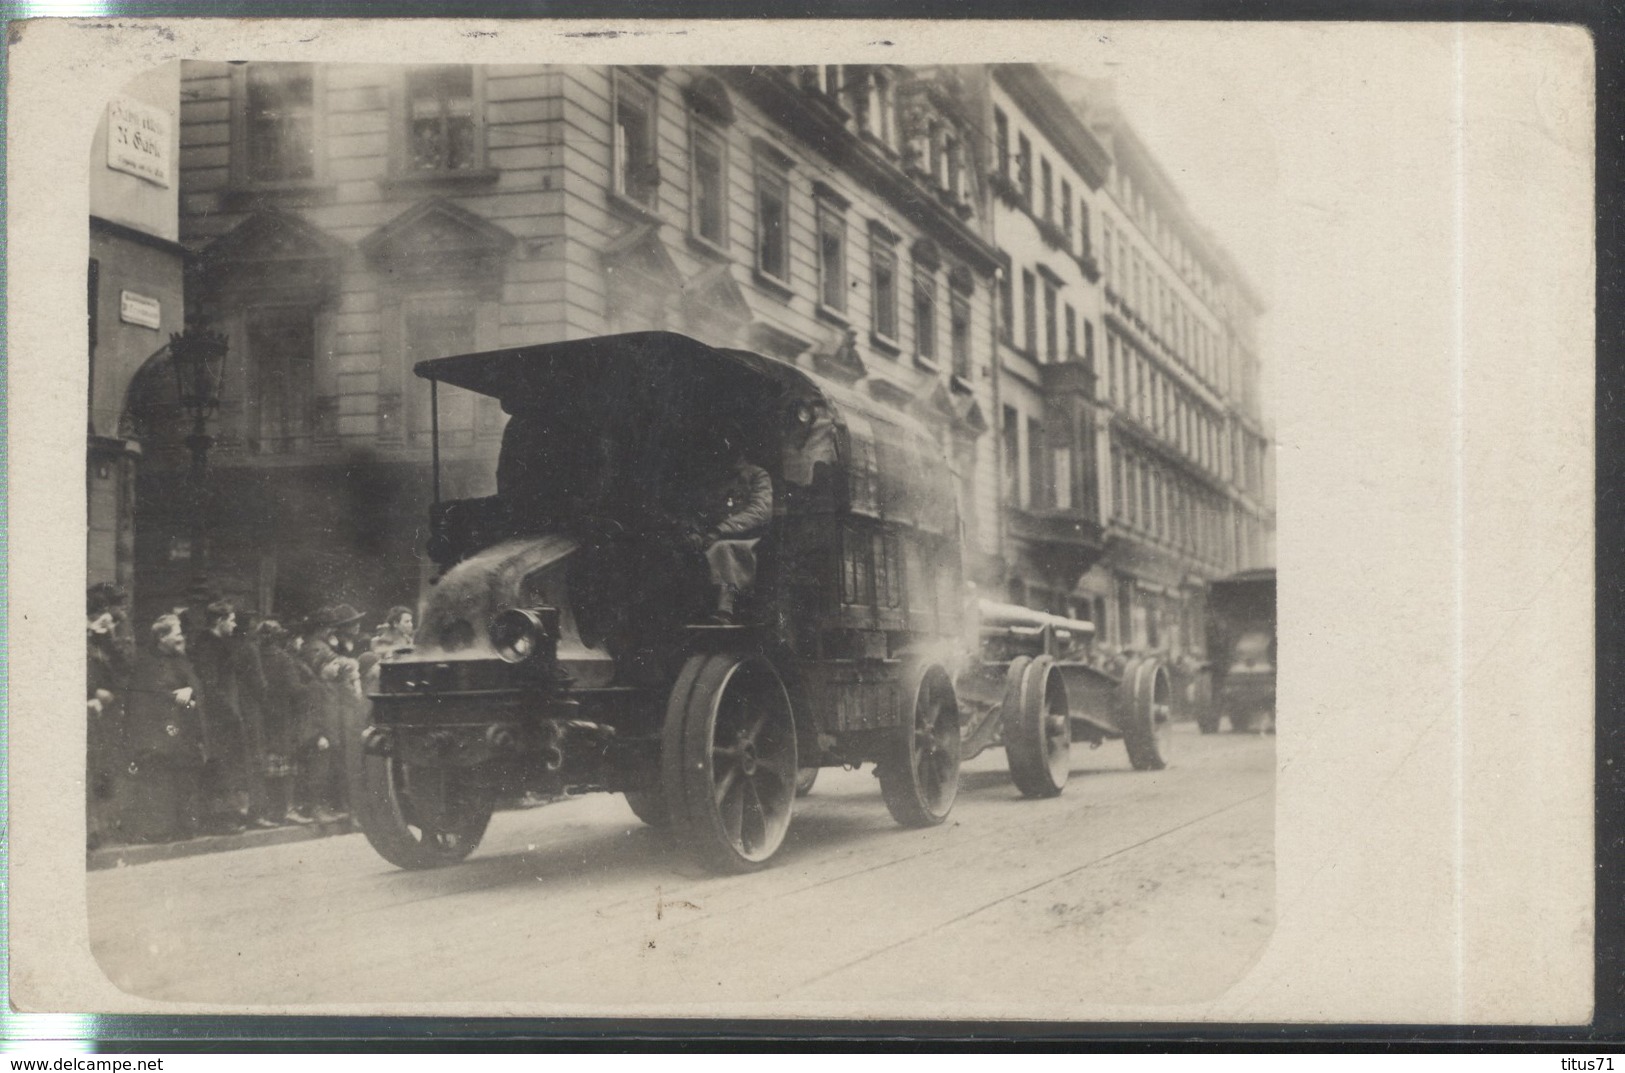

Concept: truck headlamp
[[490, 607, 560, 664]]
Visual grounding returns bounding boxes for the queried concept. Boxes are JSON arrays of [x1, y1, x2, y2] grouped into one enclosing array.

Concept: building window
[[1125, 455, 1139, 528], [755, 152, 791, 285], [866, 70, 895, 148], [1151, 469, 1164, 539], [1041, 157, 1054, 221], [928, 120, 945, 187], [612, 71, 659, 209], [816, 197, 848, 314], [870, 231, 899, 345], [994, 108, 1010, 179], [1002, 406, 1021, 503], [945, 135, 963, 202], [1110, 446, 1123, 520], [1141, 464, 1153, 535], [1017, 133, 1033, 205], [246, 307, 315, 452], [1028, 416, 1048, 509], [690, 121, 728, 249], [1061, 180, 1073, 244], [950, 294, 971, 380], [1079, 199, 1092, 260], [998, 270, 1014, 345], [243, 63, 317, 184], [913, 272, 937, 365], [406, 66, 479, 173], [1103, 220, 1114, 287], [1053, 434, 1073, 511], [1084, 320, 1095, 365], [407, 304, 477, 447], [1043, 279, 1058, 364], [1021, 269, 1037, 356], [1107, 333, 1119, 402], [1064, 303, 1077, 360]]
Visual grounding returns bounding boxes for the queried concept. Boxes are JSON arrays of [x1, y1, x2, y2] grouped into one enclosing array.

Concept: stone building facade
[[1086, 95, 1274, 655], [146, 60, 1273, 651], [154, 62, 1003, 625], [89, 61, 187, 609]]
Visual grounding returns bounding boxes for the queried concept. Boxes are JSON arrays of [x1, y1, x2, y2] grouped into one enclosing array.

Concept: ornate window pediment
[[683, 74, 735, 127], [602, 222, 683, 293], [681, 262, 754, 345], [360, 198, 515, 284], [811, 327, 867, 384], [602, 223, 682, 331], [193, 207, 347, 304]]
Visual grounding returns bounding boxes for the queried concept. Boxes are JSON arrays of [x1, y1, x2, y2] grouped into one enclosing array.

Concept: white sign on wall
[[106, 97, 172, 188], [120, 291, 162, 330]]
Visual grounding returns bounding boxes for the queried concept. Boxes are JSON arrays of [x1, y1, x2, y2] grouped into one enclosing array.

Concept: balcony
[[1008, 505, 1106, 579], [1040, 359, 1096, 398], [1034, 215, 1070, 253], [988, 171, 1029, 212]]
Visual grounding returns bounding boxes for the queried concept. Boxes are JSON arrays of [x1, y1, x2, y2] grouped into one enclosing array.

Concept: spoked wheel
[[624, 789, 670, 827], [878, 664, 961, 827], [349, 754, 495, 870], [1005, 655, 1072, 798], [1119, 657, 1173, 771], [662, 653, 798, 873]]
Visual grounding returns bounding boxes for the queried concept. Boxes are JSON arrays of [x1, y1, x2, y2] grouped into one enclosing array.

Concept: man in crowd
[[299, 604, 373, 823], [86, 583, 131, 850], [190, 600, 277, 831], [122, 614, 207, 842]]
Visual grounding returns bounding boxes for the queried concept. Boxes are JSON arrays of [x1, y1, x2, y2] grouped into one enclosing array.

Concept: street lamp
[[168, 319, 229, 589], [169, 319, 229, 481]]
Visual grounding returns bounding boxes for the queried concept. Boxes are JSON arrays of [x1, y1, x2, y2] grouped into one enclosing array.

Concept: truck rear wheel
[[1118, 657, 1173, 771], [879, 665, 961, 827], [1005, 655, 1071, 798], [663, 653, 798, 873], [624, 790, 670, 827]]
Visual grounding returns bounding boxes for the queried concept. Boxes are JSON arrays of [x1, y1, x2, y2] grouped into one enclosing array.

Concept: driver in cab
[[686, 427, 773, 625]]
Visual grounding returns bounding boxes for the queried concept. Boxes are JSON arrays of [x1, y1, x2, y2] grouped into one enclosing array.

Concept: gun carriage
[[956, 600, 1173, 798]]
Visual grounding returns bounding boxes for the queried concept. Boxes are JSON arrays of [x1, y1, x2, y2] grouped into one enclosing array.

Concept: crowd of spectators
[[85, 582, 416, 850]]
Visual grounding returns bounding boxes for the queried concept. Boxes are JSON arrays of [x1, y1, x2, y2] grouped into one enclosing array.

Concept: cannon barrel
[[977, 599, 1096, 640]]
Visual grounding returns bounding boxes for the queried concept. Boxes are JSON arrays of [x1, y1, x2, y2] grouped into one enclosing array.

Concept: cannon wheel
[[878, 664, 961, 827], [1118, 657, 1173, 771], [624, 790, 670, 827], [1004, 655, 1071, 798], [662, 652, 798, 873], [343, 705, 495, 870]]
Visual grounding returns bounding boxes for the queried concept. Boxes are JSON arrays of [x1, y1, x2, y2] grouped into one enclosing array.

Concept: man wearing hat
[[86, 583, 131, 849], [299, 604, 372, 821], [685, 427, 773, 625], [190, 600, 278, 831]]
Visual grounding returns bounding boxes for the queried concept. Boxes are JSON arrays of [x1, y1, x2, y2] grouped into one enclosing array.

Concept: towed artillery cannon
[[956, 600, 1173, 798]]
